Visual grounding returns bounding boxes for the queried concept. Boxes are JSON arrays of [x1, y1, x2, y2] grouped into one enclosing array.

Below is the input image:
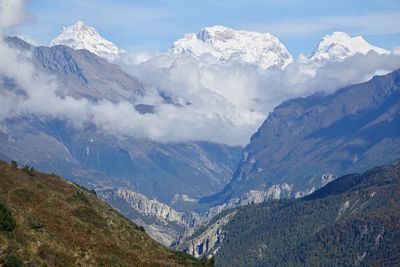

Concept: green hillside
[[216, 162, 400, 266], [0, 161, 211, 266]]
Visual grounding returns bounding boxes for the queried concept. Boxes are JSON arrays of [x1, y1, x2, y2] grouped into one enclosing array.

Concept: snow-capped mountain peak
[[50, 21, 123, 61], [170, 25, 294, 70], [309, 31, 389, 62]]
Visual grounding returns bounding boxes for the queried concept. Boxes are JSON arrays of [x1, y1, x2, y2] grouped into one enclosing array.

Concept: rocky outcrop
[[176, 211, 237, 258], [100, 189, 202, 227], [99, 185, 292, 249], [98, 188, 206, 246], [226, 183, 294, 206], [204, 183, 294, 218]]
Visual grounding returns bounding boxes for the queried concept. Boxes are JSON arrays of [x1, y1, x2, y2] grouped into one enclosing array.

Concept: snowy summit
[[170, 25, 294, 70], [309, 31, 389, 62], [50, 21, 123, 61]]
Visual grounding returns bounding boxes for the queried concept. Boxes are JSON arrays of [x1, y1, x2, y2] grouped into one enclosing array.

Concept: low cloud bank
[[1, 0, 400, 146], [118, 51, 400, 145]]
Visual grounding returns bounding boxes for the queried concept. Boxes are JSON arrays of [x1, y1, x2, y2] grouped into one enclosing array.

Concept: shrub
[[4, 255, 23, 267], [67, 191, 90, 205], [72, 206, 105, 227], [98, 255, 128, 267], [0, 203, 16, 232], [28, 216, 44, 230], [11, 160, 18, 169], [22, 165, 35, 177], [38, 245, 70, 266], [13, 188, 34, 202]]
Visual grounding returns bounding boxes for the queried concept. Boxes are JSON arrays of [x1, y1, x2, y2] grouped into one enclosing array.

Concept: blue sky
[[14, 0, 400, 57]]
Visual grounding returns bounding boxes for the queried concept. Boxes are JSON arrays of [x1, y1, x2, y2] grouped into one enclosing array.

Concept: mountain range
[[0, 36, 242, 244], [1, 21, 399, 256], [50, 21, 391, 69]]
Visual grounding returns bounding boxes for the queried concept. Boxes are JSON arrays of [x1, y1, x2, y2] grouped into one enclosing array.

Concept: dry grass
[[0, 161, 211, 266]]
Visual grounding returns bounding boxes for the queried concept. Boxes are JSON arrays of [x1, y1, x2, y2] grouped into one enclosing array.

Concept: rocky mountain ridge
[[200, 68, 400, 207], [170, 25, 293, 70], [49, 22, 391, 71]]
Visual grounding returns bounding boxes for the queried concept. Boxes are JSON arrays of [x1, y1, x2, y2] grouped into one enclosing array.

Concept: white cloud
[[1, 0, 400, 147], [0, 36, 262, 146], [393, 46, 400, 55], [2, 38, 400, 146], [0, 0, 28, 31], [117, 51, 400, 145]]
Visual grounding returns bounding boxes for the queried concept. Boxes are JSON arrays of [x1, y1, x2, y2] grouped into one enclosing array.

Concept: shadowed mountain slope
[[215, 161, 400, 266], [202, 68, 400, 206]]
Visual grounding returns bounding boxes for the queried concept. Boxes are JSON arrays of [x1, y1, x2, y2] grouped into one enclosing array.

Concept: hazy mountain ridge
[[201, 68, 400, 206], [6, 36, 147, 104], [1, 36, 242, 203]]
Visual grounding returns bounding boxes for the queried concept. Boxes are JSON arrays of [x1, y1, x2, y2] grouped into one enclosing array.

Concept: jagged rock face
[[205, 183, 294, 216], [226, 183, 294, 206], [173, 184, 293, 258], [50, 21, 124, 61], [176, 211, 237, 258], [98, 188, 205, 246], [101, 189, 201, 227], [201, 68, 400, 206], [170, 25, 293, 70]]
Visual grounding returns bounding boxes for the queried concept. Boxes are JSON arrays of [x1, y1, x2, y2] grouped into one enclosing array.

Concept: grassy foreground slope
[[0, 161, 210, 266]]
